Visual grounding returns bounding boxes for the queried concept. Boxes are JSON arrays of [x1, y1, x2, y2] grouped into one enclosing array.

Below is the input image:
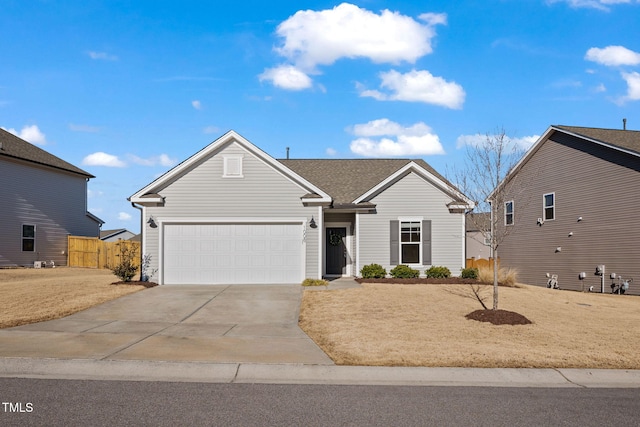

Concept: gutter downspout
[[131, 202, 144, 281]]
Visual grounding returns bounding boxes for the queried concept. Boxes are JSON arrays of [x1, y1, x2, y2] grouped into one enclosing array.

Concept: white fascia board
[[129, 130, 331, 203], [354, 161, 473, 207]]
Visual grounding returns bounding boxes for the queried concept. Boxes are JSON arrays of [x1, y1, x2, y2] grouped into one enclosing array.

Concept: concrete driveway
[[0, 284, 334, 365]]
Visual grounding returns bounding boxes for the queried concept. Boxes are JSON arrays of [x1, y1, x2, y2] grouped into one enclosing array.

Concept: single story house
[[129, 131, 473, 285], [495, 125, 640, 295], [0, 128, 103, 267]]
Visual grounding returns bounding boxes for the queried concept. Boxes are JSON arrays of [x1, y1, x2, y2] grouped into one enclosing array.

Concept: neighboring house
[[100, 229, 136, 242], [465, 212, 491, 260], [496, 125, 640, 294], [0, 128, 103, 267], [129, 130, 472, 285]]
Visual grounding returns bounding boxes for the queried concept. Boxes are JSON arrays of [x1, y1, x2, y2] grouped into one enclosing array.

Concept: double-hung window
[[22, 225, 35, 252], [543, 193, 555, 221], [505, 201, 514, 226], [400, 221, 421, 264]]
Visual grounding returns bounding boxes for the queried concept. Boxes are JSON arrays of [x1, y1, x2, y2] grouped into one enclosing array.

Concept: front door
[[326, 227, 347, 276]]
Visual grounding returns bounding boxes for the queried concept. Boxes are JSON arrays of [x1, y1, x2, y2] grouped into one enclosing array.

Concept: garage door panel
[[163, 223, 303, 285]]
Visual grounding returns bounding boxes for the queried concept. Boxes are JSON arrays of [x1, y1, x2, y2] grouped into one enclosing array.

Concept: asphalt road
[[1, 378, 639, 426]]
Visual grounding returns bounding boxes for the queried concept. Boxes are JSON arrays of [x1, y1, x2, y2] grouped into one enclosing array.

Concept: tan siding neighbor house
[[497, 125, 640, 295]]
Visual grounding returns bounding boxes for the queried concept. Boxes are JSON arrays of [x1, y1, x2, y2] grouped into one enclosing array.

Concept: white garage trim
[[155, 218, 307, 284]]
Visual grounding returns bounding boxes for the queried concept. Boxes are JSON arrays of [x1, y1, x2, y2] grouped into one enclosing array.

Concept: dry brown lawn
[[299, 283, 640, 369], [0, 267, 146, 328]]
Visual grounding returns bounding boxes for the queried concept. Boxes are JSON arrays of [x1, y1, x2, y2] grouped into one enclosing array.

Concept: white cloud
[[128, 154, 177, 167], [548, 0, 638, 11], [259, 65, 313, 90], [348, 118, 445, 157], [87, 51, 118, 61], [260, 3, 447, 89], [4, 124, 47, 145], [118, 212, 132, 221], [326, 147, 337, 156], [359, 69, 465, 109], [619, 71, 640, 103], [456, 133, 539, 151], [203, 126, 219, 134], [192, 100, 202, 110], [585, 46, 640, 66], [82, 152, 126, 167], [69, 123, 101, 133], [593, 83, 607, 93]]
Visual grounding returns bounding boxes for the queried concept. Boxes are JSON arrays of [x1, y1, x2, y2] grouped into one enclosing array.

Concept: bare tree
[[451, 128, 527, 310]]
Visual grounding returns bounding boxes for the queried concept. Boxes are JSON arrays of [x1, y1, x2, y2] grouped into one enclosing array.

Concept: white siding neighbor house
[[0, 128, 103, 267], [129, 131, 472, 285]]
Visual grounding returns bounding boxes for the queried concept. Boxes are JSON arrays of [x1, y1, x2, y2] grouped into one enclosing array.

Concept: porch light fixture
[[147, 216, 157, 228], [309, 216, 317, 229]]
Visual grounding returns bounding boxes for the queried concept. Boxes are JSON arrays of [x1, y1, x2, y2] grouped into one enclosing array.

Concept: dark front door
[[326, 227, 347, 276]]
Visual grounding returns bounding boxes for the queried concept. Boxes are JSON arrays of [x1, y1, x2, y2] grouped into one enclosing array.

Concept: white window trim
[[223, 155, 244, 178], [399, 217, 423, 265], [22, 224, 36, 252], [504, 200, 514, 226], [543, 192, 555, 221]]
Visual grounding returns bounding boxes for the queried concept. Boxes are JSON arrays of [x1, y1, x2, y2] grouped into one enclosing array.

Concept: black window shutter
[[390, 220, 399, 265], [422, 220, 432, 265]]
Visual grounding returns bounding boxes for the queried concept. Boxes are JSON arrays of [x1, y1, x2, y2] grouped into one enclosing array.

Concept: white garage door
[[163, 223, 304, 285]]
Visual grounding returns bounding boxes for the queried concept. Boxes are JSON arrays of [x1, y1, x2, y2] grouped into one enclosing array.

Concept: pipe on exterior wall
[[131, 202, 144, 281]]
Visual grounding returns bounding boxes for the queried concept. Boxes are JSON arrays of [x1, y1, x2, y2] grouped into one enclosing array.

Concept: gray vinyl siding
[[143, 141, 319, 282], [0, 157, 99, 267], [499, 132, 640, 294], [358, 172, 465, 276]]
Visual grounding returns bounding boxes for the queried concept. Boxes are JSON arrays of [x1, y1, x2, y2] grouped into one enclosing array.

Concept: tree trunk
[[493, 250, 499, 310]]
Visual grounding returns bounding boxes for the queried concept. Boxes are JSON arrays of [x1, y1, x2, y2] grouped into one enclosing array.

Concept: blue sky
[[2, 0, 639, 233]]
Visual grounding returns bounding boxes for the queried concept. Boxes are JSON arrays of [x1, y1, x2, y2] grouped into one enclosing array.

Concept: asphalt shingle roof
[[555, 125, 640, 155], [279, 158, 458, 205], [0, 128, 93, 177]]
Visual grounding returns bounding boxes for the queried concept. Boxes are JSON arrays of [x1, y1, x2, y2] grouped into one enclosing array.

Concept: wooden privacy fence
[[465, 257, 500, 270], [68, 236, 140, 269]]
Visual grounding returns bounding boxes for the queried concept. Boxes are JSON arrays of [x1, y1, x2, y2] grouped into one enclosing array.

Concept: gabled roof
[[129, 130, 332, 204], [100, 229, 131, 240], [0, 128, 94, 177], [280, 158, 468, 206], [554, 125, 640, 156], [493, 124, 640, 199]]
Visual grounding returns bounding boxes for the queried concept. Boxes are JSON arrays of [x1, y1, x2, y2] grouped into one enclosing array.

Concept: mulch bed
[[112, 281, 158, 288], [356, 277, 492, 285], [465, 309, 532, 325]]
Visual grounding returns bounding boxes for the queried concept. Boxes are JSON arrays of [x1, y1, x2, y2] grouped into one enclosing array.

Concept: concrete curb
[[1, 358, 639, 388]]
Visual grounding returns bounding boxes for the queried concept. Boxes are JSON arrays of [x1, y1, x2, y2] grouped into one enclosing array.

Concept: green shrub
[[301, 278, 329, 287], [360, 263, 387, 279], [460, 267, 479, 279], [425, 266, 452, 278], [111, 242, 139, 282], [390, 264, 419, 279]]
